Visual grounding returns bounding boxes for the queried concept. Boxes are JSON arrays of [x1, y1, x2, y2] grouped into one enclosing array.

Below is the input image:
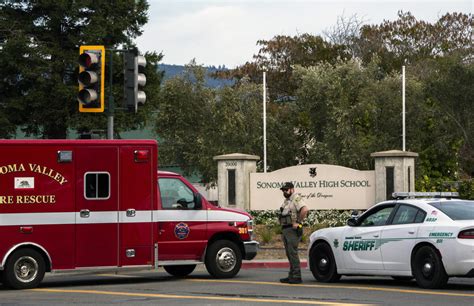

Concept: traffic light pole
[[107, 50, 115, 139], [105, 48, 130, 139]]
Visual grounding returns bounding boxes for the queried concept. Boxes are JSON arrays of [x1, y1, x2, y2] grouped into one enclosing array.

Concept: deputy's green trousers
[[282, 227, 301, 279]]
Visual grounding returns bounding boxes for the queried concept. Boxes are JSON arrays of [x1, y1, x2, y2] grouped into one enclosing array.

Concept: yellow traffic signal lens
[[78, 89, 98, 104], [78, 71, 98, 86]]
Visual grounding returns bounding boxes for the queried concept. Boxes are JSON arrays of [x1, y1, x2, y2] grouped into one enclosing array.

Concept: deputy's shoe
[[280, 277, 302, 284], [279, 277, 290, 283], [288, 278, 302, 284]]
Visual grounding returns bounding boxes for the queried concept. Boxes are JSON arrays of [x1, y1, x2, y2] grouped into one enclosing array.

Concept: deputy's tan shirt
[[280, 193, 306, 223]]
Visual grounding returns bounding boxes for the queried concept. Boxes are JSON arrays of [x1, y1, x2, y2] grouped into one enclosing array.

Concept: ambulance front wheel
[[205, 240, 242, 278], [163, 265, 196, 277], [3, 248, 45, 289]]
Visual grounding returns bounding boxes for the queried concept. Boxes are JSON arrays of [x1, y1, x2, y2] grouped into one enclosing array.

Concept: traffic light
[[124, 50, 146, 112], [78, 45, 105, 112]]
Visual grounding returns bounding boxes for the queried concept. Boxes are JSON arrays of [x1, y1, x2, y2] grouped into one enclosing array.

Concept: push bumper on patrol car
[[243, 240, 259, 260]]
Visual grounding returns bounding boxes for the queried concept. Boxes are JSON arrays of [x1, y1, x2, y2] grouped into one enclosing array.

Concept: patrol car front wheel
[[412, 246, 448, 289], [205, 240, 242, 278], [163, 265, 196, 277], [310, 242, 341, 282], [3, 249, 45, 289]]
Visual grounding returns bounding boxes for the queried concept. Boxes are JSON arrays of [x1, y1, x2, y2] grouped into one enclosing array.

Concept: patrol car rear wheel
[[205, 240, 242, 278], [310, 242, 341, 282], [163, 265, 196, 277], [412, 246, 448, 289], [3, 249, 45, 289]]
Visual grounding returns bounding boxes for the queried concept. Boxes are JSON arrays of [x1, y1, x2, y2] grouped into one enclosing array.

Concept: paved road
[[1, 266, 472, 305]]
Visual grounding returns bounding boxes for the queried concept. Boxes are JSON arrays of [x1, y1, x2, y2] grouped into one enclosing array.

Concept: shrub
[[259, 224, 276, 244], [248, 209, 354, 228]]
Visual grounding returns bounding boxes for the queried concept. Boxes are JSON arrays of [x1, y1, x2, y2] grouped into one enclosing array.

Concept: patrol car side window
[[158, 178, 195, 210], [84, 172, 110, 200], [391, 205, 426, 225], [359, 206, 394, 227]]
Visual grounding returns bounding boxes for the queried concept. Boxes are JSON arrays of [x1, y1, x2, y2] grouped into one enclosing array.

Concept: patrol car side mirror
[[347, 217, 358, 227], [194, 193, 202, 209]]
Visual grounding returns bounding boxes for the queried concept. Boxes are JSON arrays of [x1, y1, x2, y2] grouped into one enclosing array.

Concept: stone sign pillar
[[371, 150, 418, 202], [213, 153, 259, 210]]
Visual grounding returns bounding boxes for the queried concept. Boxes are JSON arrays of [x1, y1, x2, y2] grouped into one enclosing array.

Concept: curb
[[242, 260, 308, 269]]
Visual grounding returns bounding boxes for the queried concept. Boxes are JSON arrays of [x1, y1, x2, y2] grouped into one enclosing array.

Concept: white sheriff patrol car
[[308, 192, 474, 288]]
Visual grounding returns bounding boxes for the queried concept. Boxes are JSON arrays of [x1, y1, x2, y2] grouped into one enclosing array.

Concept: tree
[[417, 55, 474, 179], [293, 57, 472, 197], [201, 78, 263, 181], [0, 0, 159, 139], [356, 11, 472, 73], [323, 13, 366, 58], [155, 63, 264, 183], [293, 58, 438, 170], [215, 34, 348, 102], [154, 62, 214, 178]]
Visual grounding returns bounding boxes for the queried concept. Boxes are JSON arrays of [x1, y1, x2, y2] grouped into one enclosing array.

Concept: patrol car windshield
[[428, 201, 474, 220]]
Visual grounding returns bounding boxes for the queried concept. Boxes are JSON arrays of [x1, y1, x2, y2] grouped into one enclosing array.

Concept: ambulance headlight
[[247, 219, 255, 240]]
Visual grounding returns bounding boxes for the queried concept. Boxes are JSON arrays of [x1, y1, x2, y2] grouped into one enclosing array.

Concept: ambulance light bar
[[57, 151, 73, 163], [392, 192, 459, 199]]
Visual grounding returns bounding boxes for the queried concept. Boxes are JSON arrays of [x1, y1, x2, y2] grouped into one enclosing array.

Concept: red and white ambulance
[[0, 140, 258, 289]]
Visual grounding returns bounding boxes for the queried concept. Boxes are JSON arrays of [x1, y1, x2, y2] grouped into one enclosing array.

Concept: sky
[[136, 0, 473, 68]]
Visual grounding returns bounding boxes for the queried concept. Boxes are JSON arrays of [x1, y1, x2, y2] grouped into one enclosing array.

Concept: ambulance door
[[118, 146, 154, 267], [157, 177, 207, 260], [75, 146, 119, 267]]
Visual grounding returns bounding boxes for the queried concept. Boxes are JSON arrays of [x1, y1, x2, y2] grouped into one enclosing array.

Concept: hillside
[[158, 64, 234, 88]]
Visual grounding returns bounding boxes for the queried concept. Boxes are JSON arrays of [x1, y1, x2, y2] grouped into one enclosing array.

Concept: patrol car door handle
[[80, 209, 90, 218], [373, 234, 379, 238], [408, 231, 415, 234]]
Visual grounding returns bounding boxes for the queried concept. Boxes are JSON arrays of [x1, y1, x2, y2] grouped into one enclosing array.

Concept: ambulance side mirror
[[194, 193, 202, 209]]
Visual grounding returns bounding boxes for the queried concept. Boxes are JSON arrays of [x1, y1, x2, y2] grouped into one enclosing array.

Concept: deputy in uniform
[[278, 182, 308, 284]]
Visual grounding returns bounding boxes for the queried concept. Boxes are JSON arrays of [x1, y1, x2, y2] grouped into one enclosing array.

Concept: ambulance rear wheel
[[205, 240, 242, 278], [163, 265, 196, 277], [3, 249, 45, 289]]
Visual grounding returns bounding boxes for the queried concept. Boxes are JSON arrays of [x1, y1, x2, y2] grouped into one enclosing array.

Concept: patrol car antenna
[[392, 192, 459, 199]]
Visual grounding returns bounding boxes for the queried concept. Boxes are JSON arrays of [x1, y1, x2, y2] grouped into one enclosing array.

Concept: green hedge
[[248, 209, 354, 227], [416, 178, 474, 200]]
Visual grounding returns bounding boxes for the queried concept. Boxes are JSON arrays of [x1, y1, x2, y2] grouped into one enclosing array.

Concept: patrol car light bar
[[392, 192, 459, 199]]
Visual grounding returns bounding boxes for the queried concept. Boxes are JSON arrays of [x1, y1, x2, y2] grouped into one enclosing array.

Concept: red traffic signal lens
[[78, 52, 99, 68]]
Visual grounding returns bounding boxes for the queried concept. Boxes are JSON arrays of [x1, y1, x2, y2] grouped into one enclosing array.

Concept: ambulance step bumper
[[243, 240, 259, 260]]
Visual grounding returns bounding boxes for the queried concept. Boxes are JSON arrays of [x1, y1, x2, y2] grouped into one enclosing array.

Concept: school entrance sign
[[250, 164, 375, 210], [214, 150, 417, 211]]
